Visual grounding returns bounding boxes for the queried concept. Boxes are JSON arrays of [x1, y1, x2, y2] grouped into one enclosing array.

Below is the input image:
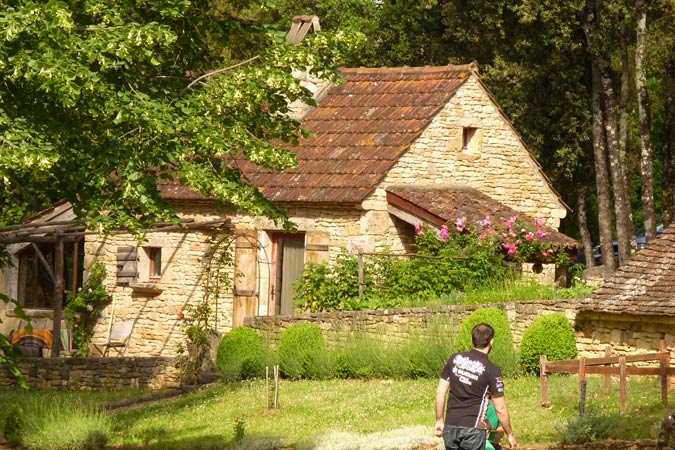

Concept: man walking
[[435, 323, 518, 450]]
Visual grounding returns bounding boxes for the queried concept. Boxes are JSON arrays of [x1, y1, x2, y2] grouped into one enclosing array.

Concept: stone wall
[[575, 311, 675, 358], [244, 298, 579, 350], [0, 356, 179, 389]]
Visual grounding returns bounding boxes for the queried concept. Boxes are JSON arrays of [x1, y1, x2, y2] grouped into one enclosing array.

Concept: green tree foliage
[[0, 0, 361, 232], [455, 307, 519, 377], [216, 326, 267, 382], [278, 323, 331, 379], [519, 313, 577, 374]]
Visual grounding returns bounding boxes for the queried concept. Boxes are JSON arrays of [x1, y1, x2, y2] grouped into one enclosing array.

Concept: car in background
[[636, 223, 665, 250], [590, 223, 665, 265]]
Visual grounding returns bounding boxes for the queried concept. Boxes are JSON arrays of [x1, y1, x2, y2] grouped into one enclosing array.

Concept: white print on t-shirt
[[451, 354, 486, 386]]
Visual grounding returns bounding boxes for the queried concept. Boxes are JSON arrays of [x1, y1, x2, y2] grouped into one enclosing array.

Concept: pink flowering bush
[[64, 261, 113, 356], [293, 215, 570, 311]]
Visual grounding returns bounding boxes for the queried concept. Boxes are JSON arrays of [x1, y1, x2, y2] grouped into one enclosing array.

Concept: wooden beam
[[51, 235, 64, 357], [30, 242, 55, 282]]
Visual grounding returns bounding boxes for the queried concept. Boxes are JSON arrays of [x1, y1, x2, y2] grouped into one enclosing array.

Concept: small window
[[462, 127, 477, 150], [146, 247, 162, 280]]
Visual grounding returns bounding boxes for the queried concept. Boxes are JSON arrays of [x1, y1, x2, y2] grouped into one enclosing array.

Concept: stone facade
[[575, 311, 675, 358], [84, 203, 235, 357], [370, 76, 566, 234]]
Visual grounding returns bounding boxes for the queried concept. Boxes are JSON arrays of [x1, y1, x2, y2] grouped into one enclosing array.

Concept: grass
[[430, 280, 597, 306], [2, 374, 666, 450]]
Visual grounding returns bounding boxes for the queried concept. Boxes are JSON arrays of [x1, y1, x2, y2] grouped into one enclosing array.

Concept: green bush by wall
[[455, 307, 519, 376], [519, 313, 577, 374], [278, 323, 332, 379], [216, 326, 266, 382]]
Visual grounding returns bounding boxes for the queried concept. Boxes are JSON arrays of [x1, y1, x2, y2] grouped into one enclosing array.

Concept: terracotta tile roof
[[234, 65, 475, 203], [578, 223, 675, 316], [386, 186, 578, 247]]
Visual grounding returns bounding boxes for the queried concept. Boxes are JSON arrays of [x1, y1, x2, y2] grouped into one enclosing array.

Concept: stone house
[[0, 63, 575, 357], [576, 222, 675, 357]]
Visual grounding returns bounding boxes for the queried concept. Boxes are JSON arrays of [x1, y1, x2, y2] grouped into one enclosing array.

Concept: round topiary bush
[[456, 307, 519, 377], [216, 326, 266, 382], [278, 323, 331, 379], [519, 313, 577, 374]]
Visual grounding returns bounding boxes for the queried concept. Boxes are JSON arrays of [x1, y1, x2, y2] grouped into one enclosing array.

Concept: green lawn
[[1, 374, 671, 450]]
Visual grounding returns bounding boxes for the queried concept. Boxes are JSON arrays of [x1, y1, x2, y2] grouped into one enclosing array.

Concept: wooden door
[[273, 234, 305, 315]]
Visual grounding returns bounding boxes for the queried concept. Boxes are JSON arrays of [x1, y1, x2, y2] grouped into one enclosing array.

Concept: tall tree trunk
[[663, 63, 675, 228], [620, 23, 630, 200], [597, 53, 633, 265], [584, 7, 617, 270], [591, 59, 617, 270], [636, 0, 657, 241], [577, 186, 595, 269]]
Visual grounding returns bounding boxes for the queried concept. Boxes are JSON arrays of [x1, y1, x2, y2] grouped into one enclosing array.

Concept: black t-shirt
[[440, 348, 505, 429]]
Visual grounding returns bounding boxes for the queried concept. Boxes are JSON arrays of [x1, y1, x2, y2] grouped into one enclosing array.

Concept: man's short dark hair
[[471, 323, 495, 348]]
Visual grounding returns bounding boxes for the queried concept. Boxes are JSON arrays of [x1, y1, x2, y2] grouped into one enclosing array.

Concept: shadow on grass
[[108, 430, 292, 450]]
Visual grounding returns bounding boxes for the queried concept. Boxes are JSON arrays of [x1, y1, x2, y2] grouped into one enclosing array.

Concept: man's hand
[[507, 433, 518, 449], [434, 419, 444, 437]]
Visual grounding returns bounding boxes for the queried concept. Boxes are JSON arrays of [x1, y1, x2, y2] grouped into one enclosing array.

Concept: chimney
[[286, 15, 321, 45], [285, 16, 332, 120]]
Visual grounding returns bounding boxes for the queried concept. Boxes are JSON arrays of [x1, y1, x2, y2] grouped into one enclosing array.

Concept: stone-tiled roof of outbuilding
[[578, 223, 675, 316], [233, 64, 475, 204], [386, 186, 578, 247]]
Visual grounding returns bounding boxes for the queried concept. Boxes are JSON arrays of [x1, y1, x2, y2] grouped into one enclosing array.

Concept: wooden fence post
[[619, 356, 627, 410], [604, 345, 612, 395], [540, 355, 549, 407], [660, 340, 669, 408], [579, 357, 587, 391]]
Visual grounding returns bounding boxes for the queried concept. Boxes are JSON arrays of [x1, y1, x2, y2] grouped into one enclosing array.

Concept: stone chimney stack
[[285, 16, 333, 121]]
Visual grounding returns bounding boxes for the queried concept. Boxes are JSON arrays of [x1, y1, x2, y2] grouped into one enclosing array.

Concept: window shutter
[[305, 231, 330, 264], [116, 246, 137, 285], [233, 230, 258, 327]]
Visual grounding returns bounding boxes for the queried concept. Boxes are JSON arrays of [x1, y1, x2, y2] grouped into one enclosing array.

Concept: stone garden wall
[[0, 356, 179, 389], [244, 298, 578, 350]]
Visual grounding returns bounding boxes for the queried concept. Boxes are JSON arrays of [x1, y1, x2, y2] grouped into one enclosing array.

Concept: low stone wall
[[0, 356, 180, 389], [243, 299, 579, 349]]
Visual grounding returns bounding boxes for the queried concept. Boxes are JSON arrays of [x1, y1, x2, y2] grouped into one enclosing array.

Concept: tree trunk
[[577, 186, 595, 268], [590, 55, 617, 271], [636, 0, 657, 241], [663, 63, 675, 228], [597, 54, 633, 265], [620, 24, 630, 200]]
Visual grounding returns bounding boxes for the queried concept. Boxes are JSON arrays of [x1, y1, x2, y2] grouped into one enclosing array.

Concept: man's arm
[[434, 378, 450, 437], [492, 395, 517, 449]]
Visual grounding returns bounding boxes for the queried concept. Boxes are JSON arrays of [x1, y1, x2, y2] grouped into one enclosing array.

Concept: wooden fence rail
[[540, 340, 674, 410]]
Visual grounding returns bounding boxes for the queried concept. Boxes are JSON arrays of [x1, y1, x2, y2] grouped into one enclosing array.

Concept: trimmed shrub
[[278, 323, 331, 379], [519, 313, 577, 374], [456, 307, 519, 376], [216, 326, 266, 382]]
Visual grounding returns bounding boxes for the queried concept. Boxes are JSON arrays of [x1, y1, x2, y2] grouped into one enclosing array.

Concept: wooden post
[[358, 250, 364, 297], [274, 365, 280, 409], [579, 357, 587, 391], [51, 235, 64, 357], [660, 340, 669, 408], [619, 356, 627, 410], [266, 366, 270, 409], [604, 345, 612, 394], [540, 355, 549, 407]]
